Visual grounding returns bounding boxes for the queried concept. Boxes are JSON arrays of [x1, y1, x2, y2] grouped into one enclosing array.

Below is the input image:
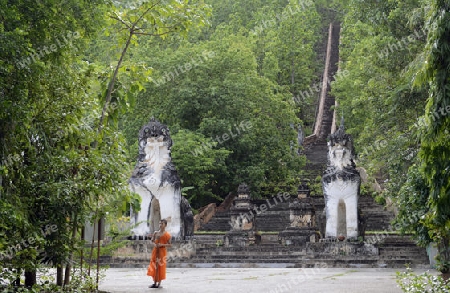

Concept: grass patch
[[194, 231, 280, 235], [268, 272, 289, 276], [323, 270, 358, 280], [194, 231, 227, 235], [365, 231, 401, 235], [243, 276, 258, 280]]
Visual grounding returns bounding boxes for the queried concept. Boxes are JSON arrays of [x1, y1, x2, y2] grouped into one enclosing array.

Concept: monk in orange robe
[[147, 219, 171, 288]]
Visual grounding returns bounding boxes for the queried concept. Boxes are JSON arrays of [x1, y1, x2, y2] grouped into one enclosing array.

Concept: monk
[[147, 219, 171, 288]]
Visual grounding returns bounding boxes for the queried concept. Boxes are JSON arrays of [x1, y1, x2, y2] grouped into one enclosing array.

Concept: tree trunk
[[81, 226, 85, 278], [56, 265, 63, 286], [438, 237, 450, 274], [24, 270, 36, 287], [97, 31, 133, 134], [64, 261, 71, 285], [88, 220, 96, 277], [96, 218, 102, 290], [13, 269, 20, 286], [64, 215, 79, 286]]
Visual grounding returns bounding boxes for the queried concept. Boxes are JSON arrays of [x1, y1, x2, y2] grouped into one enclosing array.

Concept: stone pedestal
[[289, 200, 315, 228], [224, 230, 253, 247], [279, 227, 319, 246]]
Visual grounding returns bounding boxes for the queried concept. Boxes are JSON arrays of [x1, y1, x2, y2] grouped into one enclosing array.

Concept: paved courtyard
[[98, 267, 433, 293]]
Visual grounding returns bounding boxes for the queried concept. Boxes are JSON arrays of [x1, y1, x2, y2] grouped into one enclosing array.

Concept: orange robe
[[147, 231, 171, 282]]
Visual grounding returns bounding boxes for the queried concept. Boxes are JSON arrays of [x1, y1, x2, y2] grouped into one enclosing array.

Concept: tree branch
[[97, 31, 133, 134], [109, 14, 132, 29]]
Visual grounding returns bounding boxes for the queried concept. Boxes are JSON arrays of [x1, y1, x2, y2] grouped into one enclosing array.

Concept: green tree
[[413, 0, 450, 273], [97, 0, 211, 133], [0, 0, 211, 289], [331, 0, 428, 199], [0, 0, 122, 288], [171, 129, 231, 207], [121, 32, 304, 206], [332, 0, 450, 273]]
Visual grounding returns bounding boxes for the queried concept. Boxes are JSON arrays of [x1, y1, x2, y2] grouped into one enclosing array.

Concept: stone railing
[[305, 22, 335, 145], [193, 203, 216, 231]]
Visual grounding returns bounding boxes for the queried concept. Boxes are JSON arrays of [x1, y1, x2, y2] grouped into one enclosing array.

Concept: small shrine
[[225, 183, 255, 247], [279, 182, 318, 245], [229, 183, 254, 231]]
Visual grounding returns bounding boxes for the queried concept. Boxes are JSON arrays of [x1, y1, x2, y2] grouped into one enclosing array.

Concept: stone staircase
[[167, 234, 429, 269], [100, 232, 430, 269], [303, 138, 328, 182], [178, 194, 426, 269], [254, 201, 290, 232], [377, 235, 430, 267], [358, 196, 395, 231], [301, 24, 340, 182], [198, 211, 232, 231], [198, 201, 292, 233], [197, 195, 394, 233]]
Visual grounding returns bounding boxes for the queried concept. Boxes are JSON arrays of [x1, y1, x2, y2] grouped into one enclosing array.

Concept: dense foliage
[[119, 0, 326, 205], [332, 0, 450, 272]]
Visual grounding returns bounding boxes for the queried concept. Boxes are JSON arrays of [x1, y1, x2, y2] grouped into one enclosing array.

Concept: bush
[[0, 266, 106, 293], [396, 268, 450, 293], [374, 194, 386, 205]]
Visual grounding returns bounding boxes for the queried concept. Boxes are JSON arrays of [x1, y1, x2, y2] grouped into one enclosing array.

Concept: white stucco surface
[[130, 135, 181, 238], [323, 180, 359, 238], [323, 137, 360, 239]]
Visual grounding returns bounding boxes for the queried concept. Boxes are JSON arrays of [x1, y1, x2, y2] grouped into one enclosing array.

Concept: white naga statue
[[322, 119, 360, 239], [129, 118, 193, 239]]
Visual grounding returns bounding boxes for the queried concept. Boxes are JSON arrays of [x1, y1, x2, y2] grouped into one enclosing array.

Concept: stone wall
[[102, 240, 197, 268]]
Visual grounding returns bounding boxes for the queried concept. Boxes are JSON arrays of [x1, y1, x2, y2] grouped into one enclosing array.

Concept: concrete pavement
[[98, 266, 433, 293]]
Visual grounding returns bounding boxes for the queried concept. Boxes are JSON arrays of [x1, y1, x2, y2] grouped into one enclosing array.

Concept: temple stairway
[[173, 235, 429, 269], [197, 196, 395, 233], [199, 201, 291, 232], [100, 232, 430, 269], [198, 211, 232, 231], [302, 22, 340, 182], [177, 195, 430, 269], [169, 235, 429, 268]]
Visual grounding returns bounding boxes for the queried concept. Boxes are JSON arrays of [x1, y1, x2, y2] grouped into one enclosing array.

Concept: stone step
[[187, 255, 427, 263], [198, 214, 231, 231], [378, 235, 422, 246], [193, 234, 226, 245], [198, 196, 394, 234], [170, 257, 428, 269], [104, 258, 429, 269], [193, 245, 426, 256], [379, 247, 428, 256]]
